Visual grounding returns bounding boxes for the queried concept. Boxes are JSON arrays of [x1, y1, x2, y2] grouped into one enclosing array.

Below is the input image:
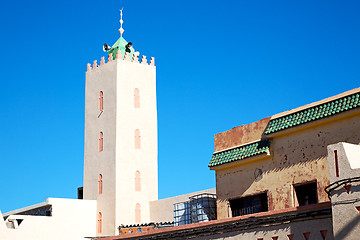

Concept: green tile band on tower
[[265, 93, 360, 135], [209, 140, 270, 167]]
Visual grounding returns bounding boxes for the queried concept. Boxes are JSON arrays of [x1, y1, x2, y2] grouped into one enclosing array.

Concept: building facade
[[210, 88, 360, 220]]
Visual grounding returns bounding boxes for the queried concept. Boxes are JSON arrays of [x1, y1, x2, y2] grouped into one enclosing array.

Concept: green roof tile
[[208, 140, 270, 168], [265, 92, 360, 135]]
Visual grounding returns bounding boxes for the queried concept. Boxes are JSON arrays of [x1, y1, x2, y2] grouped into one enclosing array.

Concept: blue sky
[[1, 0, 360, 213]]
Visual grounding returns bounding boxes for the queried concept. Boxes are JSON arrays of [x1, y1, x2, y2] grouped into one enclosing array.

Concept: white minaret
[[83, 10, 157, 236]]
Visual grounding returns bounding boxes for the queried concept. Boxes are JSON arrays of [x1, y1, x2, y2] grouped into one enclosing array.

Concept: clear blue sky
[[1, 0, 360, 213]]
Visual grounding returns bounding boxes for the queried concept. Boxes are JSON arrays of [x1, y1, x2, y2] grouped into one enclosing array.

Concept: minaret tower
[[83, 10, 157, 236]]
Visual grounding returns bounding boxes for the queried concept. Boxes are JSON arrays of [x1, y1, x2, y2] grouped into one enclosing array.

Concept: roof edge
[[271, 87, 360, 120]]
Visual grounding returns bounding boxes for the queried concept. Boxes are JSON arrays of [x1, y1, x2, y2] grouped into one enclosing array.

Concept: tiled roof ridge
[[271, 87, 360, 120], [209, 140, 270, 167], [265, 91, 360, 135]]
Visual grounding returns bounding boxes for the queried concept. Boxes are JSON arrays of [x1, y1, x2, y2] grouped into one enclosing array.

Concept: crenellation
[[132, 54, 139, 63], [87, 52, 155, 71], [150, 57, 155, 66], [100, 57, 105, 66], [141, 55, 147, 65], [116, 50, 121, 60], [124, 52, 131, 61]]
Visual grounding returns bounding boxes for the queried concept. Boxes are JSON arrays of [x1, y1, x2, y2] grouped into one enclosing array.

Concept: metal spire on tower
[[119, 8, 124, 37]]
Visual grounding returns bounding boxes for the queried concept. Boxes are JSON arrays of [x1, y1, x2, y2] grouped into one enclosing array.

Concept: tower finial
[[119, 8, 124, 37]]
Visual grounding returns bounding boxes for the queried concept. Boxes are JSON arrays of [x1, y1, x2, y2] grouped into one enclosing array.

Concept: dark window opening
[[78, 187, 83, 199], [230, 193, 268, 217], [294, 182, 317, 206]]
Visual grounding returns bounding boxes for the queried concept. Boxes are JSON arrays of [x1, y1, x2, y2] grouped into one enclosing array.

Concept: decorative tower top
[[119, 8, 124, 37], [102, 9, 137, 61]]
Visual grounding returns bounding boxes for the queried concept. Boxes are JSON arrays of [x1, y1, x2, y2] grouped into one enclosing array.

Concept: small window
[[229, 193, 268, 217], [135, 129, 141, 149], [135, 171, 141, 192], [98, 174, 103, 194], [134, 88, 140, 108], [135, 203, 141, 223], [294, 182, 317, 206], [97, 212, 102, 233], [99, 91, 103, 111], [99, 132, 103, 152]]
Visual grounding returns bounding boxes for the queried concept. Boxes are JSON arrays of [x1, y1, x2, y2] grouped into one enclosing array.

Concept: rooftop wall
[[214, 117, 270, 152], [0, 198, 97, 240]]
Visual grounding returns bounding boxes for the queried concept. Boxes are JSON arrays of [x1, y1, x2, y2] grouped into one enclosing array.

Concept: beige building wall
[[83, 55, 157, 236], [149, 188, 216, 223], [214, 109, 360, 219], [115, 59, 157, 227], [84, 60, 117, 235], [0, 198, 96, 240]]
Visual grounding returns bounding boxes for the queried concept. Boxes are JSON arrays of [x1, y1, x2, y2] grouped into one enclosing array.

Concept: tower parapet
[[87, 51, 155, 72]]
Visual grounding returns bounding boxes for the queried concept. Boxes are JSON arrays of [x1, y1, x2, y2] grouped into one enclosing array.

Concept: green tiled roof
[[108, 37, 135, 60], [265, 92, 360, 135], [209, 140, 270, 167]]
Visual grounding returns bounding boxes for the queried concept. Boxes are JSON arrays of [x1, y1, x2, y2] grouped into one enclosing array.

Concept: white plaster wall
[[115, 59, 157, 227], [342, 142, 360, 169], [84, 60, 118, 236], [0, 198, 96, 240], [84, 56, 158, 235]]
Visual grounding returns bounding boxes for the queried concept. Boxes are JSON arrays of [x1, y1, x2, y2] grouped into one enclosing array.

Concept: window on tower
[[135, 129, 141, 149], [99, 91, 103, 111], [98, 174, 103, 194], [97, 212, 102, 233], [99, 132, 103, 152], [135, 171, 141, 192], [135, 203, 141, 223], [134, 88, 140, 108]]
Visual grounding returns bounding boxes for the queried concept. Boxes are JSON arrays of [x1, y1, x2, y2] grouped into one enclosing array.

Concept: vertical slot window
[[135, 171, 141, 192], [99, 91, 103, 111], [98, 174, 103, 195], [134, 88, 140, 108], [99, 132, 103, 152], [135, 129, 141, 149]]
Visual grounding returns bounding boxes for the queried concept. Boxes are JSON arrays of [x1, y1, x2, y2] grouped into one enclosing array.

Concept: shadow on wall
[[334, 214, 360, 239]]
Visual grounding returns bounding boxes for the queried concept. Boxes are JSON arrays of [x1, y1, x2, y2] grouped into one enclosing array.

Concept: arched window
[[98, 174, 103, 194], [99, 132, 103, 152], [99, 91, 103, 111], [134, 88, 140, 108], [135, 129, 141, 149], [97, 212, 102, 233], [135, 203, 141, 223], [135, 171, 141, 192]]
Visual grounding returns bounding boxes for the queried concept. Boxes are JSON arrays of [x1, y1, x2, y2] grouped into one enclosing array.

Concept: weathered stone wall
[[214, 117, 270, 152], [216, 113, 360, 219]]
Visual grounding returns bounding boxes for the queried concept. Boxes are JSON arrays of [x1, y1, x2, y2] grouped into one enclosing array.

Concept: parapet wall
[[87, 50, 155, 72]]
